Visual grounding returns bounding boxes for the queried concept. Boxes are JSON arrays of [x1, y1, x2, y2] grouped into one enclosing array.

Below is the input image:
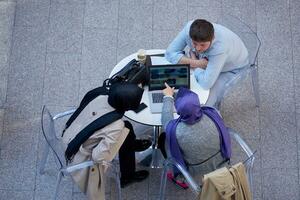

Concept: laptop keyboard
[[152, 92, 177, 103], [152, 93, 164, 103]]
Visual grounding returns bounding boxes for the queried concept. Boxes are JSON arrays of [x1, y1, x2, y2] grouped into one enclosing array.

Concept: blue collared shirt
[[165, 21, 249, 89]]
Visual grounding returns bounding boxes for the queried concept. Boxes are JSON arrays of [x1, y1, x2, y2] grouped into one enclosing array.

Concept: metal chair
[[159, 128, 255, 199], [217, 15, 261, 108], [40, 106, 122, 200]]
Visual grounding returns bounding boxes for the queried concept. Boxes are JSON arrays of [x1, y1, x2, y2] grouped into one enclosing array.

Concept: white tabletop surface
[[110, 49, 209, 126]]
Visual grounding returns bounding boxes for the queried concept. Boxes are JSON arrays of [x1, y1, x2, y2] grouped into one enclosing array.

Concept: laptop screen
[[148, 64, 190, 91]]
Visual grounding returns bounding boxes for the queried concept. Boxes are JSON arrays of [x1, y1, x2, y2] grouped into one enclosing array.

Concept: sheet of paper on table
[[150, 56, 171, 65]]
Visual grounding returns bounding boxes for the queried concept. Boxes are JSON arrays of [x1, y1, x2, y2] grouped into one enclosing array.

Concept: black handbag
[[107, 56, 151, 86]]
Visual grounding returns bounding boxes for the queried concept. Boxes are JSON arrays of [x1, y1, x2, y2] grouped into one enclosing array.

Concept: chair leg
[[251, 67, 260, 107], [159, 165, 169, 200], [39, 144, 50, 174], [53, 171, 63, 200], [115, 169, 122, 200]]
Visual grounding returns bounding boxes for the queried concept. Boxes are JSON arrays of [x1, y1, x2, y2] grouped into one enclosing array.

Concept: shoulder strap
[[65, 110, 124, 162], [64, 86, 108, 131]]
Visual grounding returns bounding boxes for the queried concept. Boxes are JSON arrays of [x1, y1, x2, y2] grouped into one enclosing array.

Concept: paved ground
[[0, 0, 300, 199]]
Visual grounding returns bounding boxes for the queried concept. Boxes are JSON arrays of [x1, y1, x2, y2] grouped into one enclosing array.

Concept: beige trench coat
[[199, 162, 252, 200], [62, 95, 129, 200]]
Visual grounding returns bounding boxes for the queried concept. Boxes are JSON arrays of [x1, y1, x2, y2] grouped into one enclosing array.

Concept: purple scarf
[[165, 88, 231, 174]]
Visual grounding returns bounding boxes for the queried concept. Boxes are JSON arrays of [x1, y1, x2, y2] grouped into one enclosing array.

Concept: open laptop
[[148, 64, 190, 113]]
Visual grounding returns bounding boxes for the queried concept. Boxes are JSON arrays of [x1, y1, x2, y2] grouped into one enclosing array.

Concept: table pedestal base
[[137, 125, 165, 168], [150, 147, 164, 168]]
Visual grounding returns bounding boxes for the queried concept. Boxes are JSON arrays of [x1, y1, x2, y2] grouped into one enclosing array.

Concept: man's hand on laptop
[[163, 82, 175, 97]]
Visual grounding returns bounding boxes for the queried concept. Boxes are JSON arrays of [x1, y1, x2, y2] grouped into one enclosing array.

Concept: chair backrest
[[41, 106, 67, 169], [159, 127, 255, 199], [217, 15, 261, 66]]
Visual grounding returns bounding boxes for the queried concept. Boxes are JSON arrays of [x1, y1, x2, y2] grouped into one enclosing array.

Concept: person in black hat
[[62, 83, 151, 200]]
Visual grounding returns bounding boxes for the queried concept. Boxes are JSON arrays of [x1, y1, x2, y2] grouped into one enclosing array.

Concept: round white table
[[110, 49, 209, 126], [110, 49, 210, 168]]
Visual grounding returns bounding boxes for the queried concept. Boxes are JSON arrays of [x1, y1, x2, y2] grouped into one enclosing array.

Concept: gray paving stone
[[150, 195, 197, 200], [256, 1, 291, 59], [72, 192, 86, 200], [81, 28, 117, 80], [120, 168, 149, 199], [221, 0, 256, 31], [0, 1, 15, 29], [47, 2, 84, 53], [291, 1, 300, 114], [258, 61, 294, 113], [153, 0, 187, 31], [148, 168, 195, 197], [43, 53, 81, 107], [3, 107, 41, 134], [262, 168, 298, 200], [297, 114, 300, 165], [6, 66, 44, 110], [9, 25, 47, 67], [0, 109, 3, 151], [118, 0, 153, 30], [84, 0, 118, 29], [222, 76, 260, 139], [35, 171, 73, 200], [117, 28, 153, 62], [117, 0, 153, 61], [0, 190, 34, 200], [0, 54, 8, 107], [6, 26, 46, 110], [0, 130, 38, 162], [187, 1, 222, 23], [0, 25, 11, 55], [260, 112, 297, 169], [293, 33, 300, 114], [152, 30, 180, 50], [0, 2, 15, 56], [256, 2, 295, 114], [52, 0, 85, 4], [0, 154, 37, 190], [78, 78, 106, 104], [14, 0, 50, 27], [291, 0, 300, 32]]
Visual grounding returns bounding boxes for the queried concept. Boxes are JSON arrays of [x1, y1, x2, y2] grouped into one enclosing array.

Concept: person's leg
[[119, 121, 150, 188], [119, 120, 136, 179], [205, 70, 241, 108], [158, 132, 167, 158]]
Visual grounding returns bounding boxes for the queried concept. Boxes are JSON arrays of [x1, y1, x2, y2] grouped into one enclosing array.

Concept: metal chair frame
[[159, 128, 255, 200], [40, 106, 122, 200], [217, 15, 261, 108]]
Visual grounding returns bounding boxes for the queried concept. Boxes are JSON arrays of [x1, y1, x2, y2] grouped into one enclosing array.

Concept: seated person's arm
[[161, 83, 175, 131], [194, 53, 227, 90], [179, 54, 208, 69], [165, 23, 208, 69], [91, 121, 127, 162]]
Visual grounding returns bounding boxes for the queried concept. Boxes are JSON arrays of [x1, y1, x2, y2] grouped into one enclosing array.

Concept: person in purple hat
[[159, 83, 231, 189]]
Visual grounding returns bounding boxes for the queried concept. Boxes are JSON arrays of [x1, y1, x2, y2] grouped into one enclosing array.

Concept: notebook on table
[[148, 64, 190, 113]]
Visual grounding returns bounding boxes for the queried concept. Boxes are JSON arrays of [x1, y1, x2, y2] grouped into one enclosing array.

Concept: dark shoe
[[121, 170, 149, 188], [134, 139, 152, 152]]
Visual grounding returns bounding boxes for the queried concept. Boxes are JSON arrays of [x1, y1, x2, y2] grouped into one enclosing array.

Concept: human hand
[[189, 50, 197, 60], [190, 58, 208, 69], [163, 82, 175, 96], [198, 58, 208, 69]]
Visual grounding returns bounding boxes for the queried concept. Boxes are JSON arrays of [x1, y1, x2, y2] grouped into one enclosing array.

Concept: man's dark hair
[[189, 19, 214, 42]]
